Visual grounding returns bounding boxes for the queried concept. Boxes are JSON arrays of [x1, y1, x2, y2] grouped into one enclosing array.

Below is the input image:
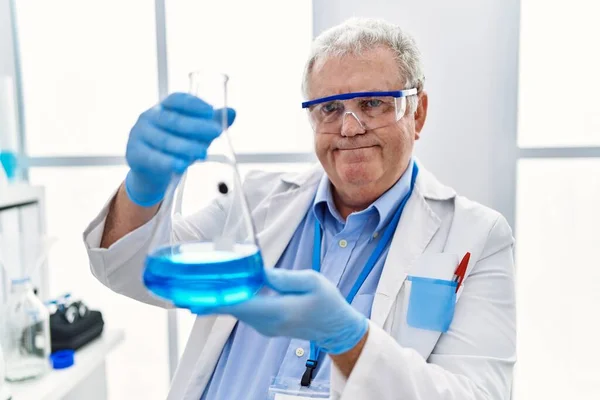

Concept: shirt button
[[339, 239, 348, 248], [373, 232, 379, 238], [295, 348, 305, 357]]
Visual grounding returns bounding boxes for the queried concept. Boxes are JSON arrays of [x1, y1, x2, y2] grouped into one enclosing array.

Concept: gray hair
[[301, 18, 425, 114]]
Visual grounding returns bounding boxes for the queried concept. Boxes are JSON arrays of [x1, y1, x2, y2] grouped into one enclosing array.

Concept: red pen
[[453, 252, 470, 293]]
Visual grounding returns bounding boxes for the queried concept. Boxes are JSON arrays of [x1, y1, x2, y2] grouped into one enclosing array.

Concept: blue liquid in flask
[[144, 242, 265, 313]]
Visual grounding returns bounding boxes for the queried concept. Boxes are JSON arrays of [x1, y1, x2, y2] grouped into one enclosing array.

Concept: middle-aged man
[[84, 17, 515, 400]]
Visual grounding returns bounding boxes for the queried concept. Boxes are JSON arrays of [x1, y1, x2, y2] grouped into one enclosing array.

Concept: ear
[[414, 91, 428, 140]]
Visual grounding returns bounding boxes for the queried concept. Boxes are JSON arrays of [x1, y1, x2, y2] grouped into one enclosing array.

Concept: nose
[[340, 111, 366, 137]]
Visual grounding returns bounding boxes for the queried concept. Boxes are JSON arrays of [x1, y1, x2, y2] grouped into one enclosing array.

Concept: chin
[[336, 162, 383, 186]]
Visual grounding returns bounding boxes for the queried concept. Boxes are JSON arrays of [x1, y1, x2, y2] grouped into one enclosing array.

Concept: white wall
[[313, 0, 520, 228]]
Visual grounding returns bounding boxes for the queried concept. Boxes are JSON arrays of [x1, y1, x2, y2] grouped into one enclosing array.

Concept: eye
[[319, 101, 342, 114], [361, 98, 383, 108]]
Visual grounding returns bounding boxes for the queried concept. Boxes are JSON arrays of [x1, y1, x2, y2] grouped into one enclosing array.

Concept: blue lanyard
[[300, 162, 419, 387]]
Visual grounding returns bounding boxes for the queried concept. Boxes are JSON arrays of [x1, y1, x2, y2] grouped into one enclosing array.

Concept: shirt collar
[[313, 174, 345, 227], [313, 158, 414, 233]]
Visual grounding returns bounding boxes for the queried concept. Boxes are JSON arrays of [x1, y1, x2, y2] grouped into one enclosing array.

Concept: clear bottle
[[143, 71, 265, 315], [3, 277, 51, 381]]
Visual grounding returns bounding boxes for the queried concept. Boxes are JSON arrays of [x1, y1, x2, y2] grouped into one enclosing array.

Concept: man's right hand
[[124, 92, 236, 207]]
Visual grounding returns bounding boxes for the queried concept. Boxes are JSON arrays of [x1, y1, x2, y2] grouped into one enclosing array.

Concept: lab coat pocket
[[406, 276, 457, 333]]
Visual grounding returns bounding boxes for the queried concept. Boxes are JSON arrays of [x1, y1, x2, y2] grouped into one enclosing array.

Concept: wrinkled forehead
[[307, 46, 404, 100]]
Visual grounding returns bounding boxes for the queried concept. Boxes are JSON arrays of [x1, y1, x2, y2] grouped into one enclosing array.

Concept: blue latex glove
[[124, 92, 236, 207], [215, 268, 369, 355]]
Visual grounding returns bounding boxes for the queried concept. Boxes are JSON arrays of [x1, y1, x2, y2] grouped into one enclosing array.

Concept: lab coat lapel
[[257, 179, 320, 269], [179, 170, 322, 400], [177, 315, 236, 400], [371, 180, 442, 327]]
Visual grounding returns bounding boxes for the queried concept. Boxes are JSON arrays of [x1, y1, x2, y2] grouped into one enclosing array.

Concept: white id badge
[[268, 376, 330, 399]]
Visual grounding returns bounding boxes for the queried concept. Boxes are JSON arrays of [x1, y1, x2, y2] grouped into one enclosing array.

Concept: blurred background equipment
[[3, 276, 51, 382]]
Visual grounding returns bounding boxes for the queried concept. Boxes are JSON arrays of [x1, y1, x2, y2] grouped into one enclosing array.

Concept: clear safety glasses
[[302, 89, 417, 133]]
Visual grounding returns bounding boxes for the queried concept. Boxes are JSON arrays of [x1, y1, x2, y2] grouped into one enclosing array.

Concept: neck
[[331, 161, 411, 220], [332, 189, 379, 220]]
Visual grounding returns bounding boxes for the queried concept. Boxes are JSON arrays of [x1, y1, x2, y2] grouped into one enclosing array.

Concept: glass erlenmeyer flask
[[143, 71, 265, 314]]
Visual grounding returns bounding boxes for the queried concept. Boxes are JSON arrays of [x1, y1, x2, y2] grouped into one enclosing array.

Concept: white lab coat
[[83, 161, 516, 400]]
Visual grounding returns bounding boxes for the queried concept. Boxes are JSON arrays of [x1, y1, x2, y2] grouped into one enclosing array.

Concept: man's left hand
[[214, 268, 369, 356]]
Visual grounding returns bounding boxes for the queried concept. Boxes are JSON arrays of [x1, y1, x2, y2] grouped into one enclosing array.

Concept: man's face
[[307, 46, 425, 201]]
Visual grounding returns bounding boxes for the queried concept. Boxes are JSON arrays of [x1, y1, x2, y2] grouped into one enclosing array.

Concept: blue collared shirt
[[200, 161, 414, 400]]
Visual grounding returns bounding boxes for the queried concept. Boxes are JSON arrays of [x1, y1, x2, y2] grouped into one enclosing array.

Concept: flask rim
[[11, 277, 31, 285]]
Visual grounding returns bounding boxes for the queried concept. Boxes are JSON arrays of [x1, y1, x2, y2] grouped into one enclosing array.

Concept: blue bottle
[[0, 151, 18, 180], [0, 76, 20, 181]]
